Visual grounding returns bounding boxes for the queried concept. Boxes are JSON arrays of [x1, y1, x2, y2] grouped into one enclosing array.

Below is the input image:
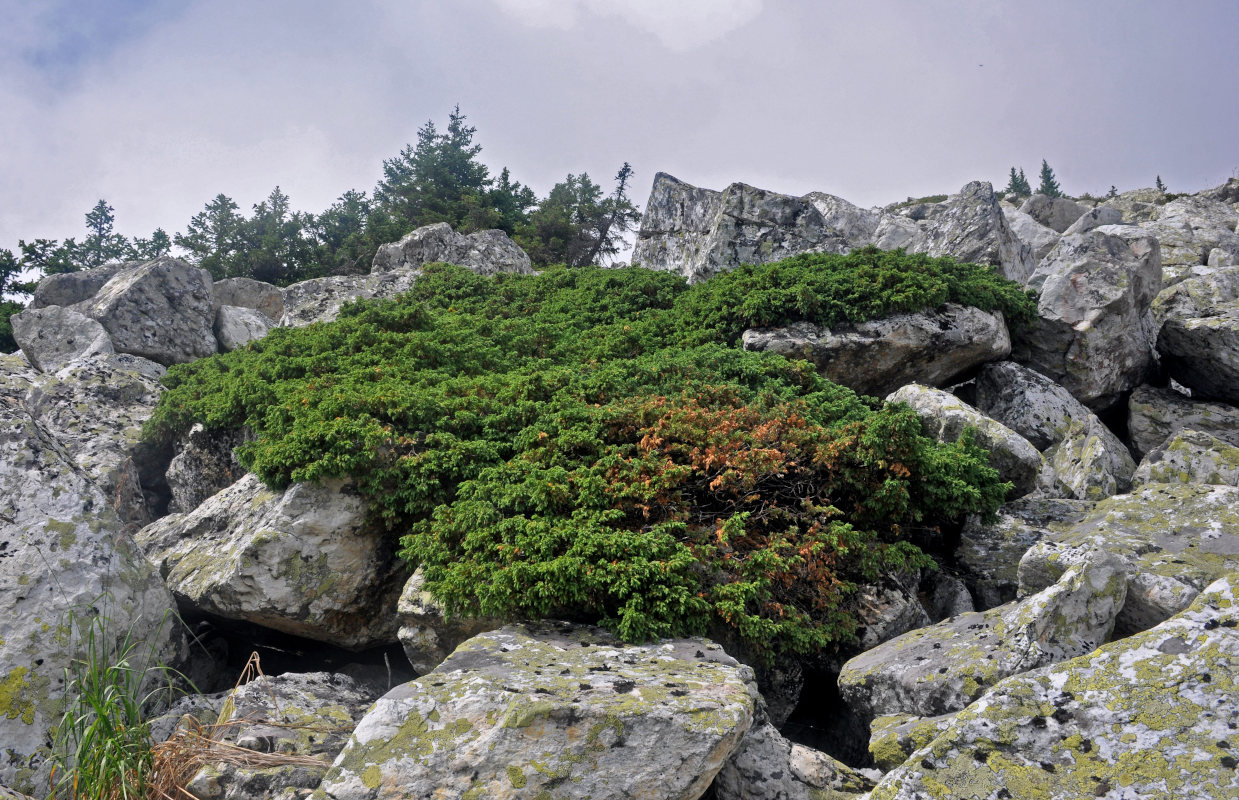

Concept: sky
[[2, 0, 1238, 263]]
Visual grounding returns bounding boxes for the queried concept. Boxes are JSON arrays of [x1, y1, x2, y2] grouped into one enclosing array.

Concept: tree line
[[1, 107, 640, 349]]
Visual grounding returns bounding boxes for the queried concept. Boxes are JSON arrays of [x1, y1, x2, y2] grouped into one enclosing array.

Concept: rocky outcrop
[[214, 305, 272, 352], [1019, 483, 1239, 634], [837, 552, 1125, 721], [911, 182, 1034, 284], [1132, 428, 1239, 488], [10, 306, 113, 372], [868, 712, 956, 772], [396, 567, 501, 675], [211, 276, 285, 321], [1061, 204, 1122, 235], [164, 423, 249, 514], [1155, 268, 1239, 405], [1018, 193, 1088, 233], [743, 304, 1010, 399], [1043, 415, 1136, 500], [1016, 230, 1162, 409], [371, 222, 534, 276], [1001, 205, 1060, 263], [29, 263, 124, 308], [713, 721, 875, 800], [1122, 196, 1239, 285], [867, 576, 1239, 800], [279, 271, 422, 327], [318, 622, 759, 800], [1128, 383, 1239, 459], [1097, 186, 1166, 223], [887, 384, 1042, 499], [136, 474, 403, 650]]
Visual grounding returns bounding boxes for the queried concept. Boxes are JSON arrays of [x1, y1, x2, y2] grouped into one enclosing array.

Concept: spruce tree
[[1037, 160, 1063, 198], [1004, 167, 1031, 196], [1156, 175, 1167, 193]]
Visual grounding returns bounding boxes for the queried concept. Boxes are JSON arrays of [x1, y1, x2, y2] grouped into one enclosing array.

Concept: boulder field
[[3, 176, 1239, 798]]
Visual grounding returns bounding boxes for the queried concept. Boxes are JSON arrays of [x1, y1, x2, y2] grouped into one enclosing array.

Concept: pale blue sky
[[2, 0, 1237, 258]]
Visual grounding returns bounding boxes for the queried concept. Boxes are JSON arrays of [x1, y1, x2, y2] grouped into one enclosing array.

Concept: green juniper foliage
[[146, 252, 1030, 658]]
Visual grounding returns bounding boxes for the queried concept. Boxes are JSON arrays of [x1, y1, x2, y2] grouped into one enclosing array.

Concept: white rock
[[10, 305, 114, 372]]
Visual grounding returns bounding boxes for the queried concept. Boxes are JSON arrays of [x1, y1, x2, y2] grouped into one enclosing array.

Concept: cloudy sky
[[3, 0, 1237, 260]]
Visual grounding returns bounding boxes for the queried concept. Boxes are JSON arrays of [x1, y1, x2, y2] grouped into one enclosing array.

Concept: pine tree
[[175, 194, 245, 279], [131, 229, 171, 260], [1108, 185, 1118, 199], [1156, 175, 1167, 193], [1037, 160, 1063, 198], [1004, 167, 1031, 196]]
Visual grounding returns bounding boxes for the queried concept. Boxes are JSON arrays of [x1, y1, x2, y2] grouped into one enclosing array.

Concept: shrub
[[146, 256, 1023, 658]]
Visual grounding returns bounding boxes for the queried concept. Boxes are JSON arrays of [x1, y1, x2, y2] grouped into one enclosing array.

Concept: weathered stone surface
[[1151, 266, 1239, 326], [79, 256, 218, 365], [29, 263, 124, 308], [10, 306, 113, 372], [371, 222, 534, 276], [279, 271, 422, 327], [1158, 302, 1239, 406], [1200, 177, 1239, 205], [1128, 383, 1239, 459], [1015, 230, 1162, 409], [867, 577, 1239, 800], [1001, 205, 1060, 263], [852, 573, 932, 653], [908, 182, 1035, 284], [743, 304, 1010, 399], [868, 712, 957, 772], [920, 572, 975, 622], [957, 497, 1094, 610], [1019, 483, 1239, 634], [838, 552, 1125, 722], [165, 423, 249, 515], [1133, 429, 1239, 488], [1142, 196, 1239, 283], [185, 672, 377, 800], [0, 355, 181, 792], [136, 473, 403, 649], [713, 721, 875, 800], [396, 567, 501, 676], [214, 304, 273, 351], [318, 622, 759, 800], [1042, 415, 1135, 500], [1061, 204, 1123, 236], [1019, 193, 1088, 233], [212, 276, 285, 321], [1097, 187, 1165, 223], [887, 384, 1041, 499]]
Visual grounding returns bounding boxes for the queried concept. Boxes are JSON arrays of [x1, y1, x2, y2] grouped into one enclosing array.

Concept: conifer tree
[[1037, 160, 1063, 198], [1004, 167, 1031, 196], [1156, 175, 1167, 193]]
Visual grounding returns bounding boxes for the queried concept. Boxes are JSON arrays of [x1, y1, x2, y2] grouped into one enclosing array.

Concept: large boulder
[[1127, 196, 1239, 285], [136, 473, 403, 649], [867, 576, 1239, 800], [1019, 483, 1239, 634], [0, 355, 181, 792], [1001, 205, 1060, 263], [886, 384, 1042, 499], [713, 721, 875, 800], [1018, 193, 1088, 233], [837, 552, 1125, 722], [280, 271, 422, 327], [371, 222, 534, 276], [29, 263, 124, 308], [164, 423, 249, 515], [1061, 204, 1123, 236], [1151, 265, 1239, 326], [867, 712, 957, 772], [1096, 186, 1166, 223], [904, 182, 1035, 284], [1042, 415, 1136, 500], [211, 276, 284, 322], [214, 304, 272, 351], [1156, 272, 1239, 404], [396, 567, 501, 676], [78, 256, 218, 365], [742, 304, 1010, 399], [1132, 428, 1239, 488], [10, 306, 113, 373], [1015, 230, 1162, 409], [317, 622, 759, 800], [1128, 383, 1239, 459]]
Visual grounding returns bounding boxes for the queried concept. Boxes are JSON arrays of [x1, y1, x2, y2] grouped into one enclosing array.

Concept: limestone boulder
[[78, 256, 217, 365], [165, 423, 250, 514], [887, 384, 1042, 499], [280, 271, 421, 327], [957, 497, 1094, 609], [1001, 205, 1060, 263], [743, 304, 1010, 399], [29, 263, 124, 308], [867, 576, 1239, 800], [1128, 383, 1239, 458], [1133, 429, 1239, 488], [317, 622, 759, 800], [211, 276, 284, 321], [136, 473, 403, 649], [837, 552, 1125, 722], [0, 356, 182, 792], [214, 304, 272, 351], [396, 567, 501, 676], [1019, 193, 1088, 233], [10, 306, 113, 372], [371, 222, 533, 276], [1015, 230, 1162, 409], [1019, 483, 1239, 634], [713, 721, 875, 800]]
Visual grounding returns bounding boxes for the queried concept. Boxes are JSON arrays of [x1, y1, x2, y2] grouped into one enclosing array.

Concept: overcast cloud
[[2, 0, 1237, 259]]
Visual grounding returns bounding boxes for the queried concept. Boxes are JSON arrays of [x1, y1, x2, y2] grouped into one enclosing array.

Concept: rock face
[[742, 304, 1010, 399], [1016, 230, 1162, 409], [1019, 193, 1088, 233], [396, 567, 501, 676], [1133, 428, 1239, 487], [164, 423, 249, 515], [1019, 483, 1239, 634], [279, 271, 423, 327], [867, 577, 1239, 800], [136, 474, 403, 649], [911, 182, 1034, 284], [211, 276, 285, 321], [0, 355, 181, 792], [318, 622, 759, 800], [79, 256, 218, 365], [1127, 196, 1239, 285], [713, 721, 875, 800], [214, 305, 273, 351], [1155, 269, 1239, 405], [887, 384, 1042, 499], [10, 306, 114, 372], [837, 553, 1125, 721], [371, 222, 534, 276], [1001, 205, 1060, 263], [1128, 384, 1239, 459], [29, 263, 124, 308]]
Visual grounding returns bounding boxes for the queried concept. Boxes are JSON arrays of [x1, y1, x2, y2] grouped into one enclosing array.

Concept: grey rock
[[1097, 187, 1166, 223], [1151, 266, 1239, 326], [838, 552, 1125, 721], [1133, 428, 1239, 487], [852, 573, 932, 654], [279, 271, 422, 327], [11, 305, 113, 372], [972, 361, 1122, 454], [1128, 383, 1239, 458], [212, 276, 285, 321], [371, 222, 533, 275], [318, 622, 759, 800], [713, 721, 875, 800], [1199, 176, 1239, 205], [887, 384, 1042, 499], [1209, 247, 1236, 268], [1018, 483, 1239, 634], [1001, 205, 1060, 263], [908, 181, 1034, 284], [1061, 204, 1123, 236], [1042, 415, 1135, 501], [1101, 196, 1239, 286], [867, 712, 957, 772], [79, 256, 218, 365], [214, 304, 272, 351], [29, 263, 124, 308], [136, 473, 403, 649], [743, 304, 1010, 399], [396, 567, 501, 676], [1019, 193, 1088, 233], [1158, 306, 1239, 404], [921, 571, 975, 621], [165, 423, 249, 514], [867, 576, 1239, 800], [957, 497, 1094, 609], [1016, 230, 1162, 409]]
